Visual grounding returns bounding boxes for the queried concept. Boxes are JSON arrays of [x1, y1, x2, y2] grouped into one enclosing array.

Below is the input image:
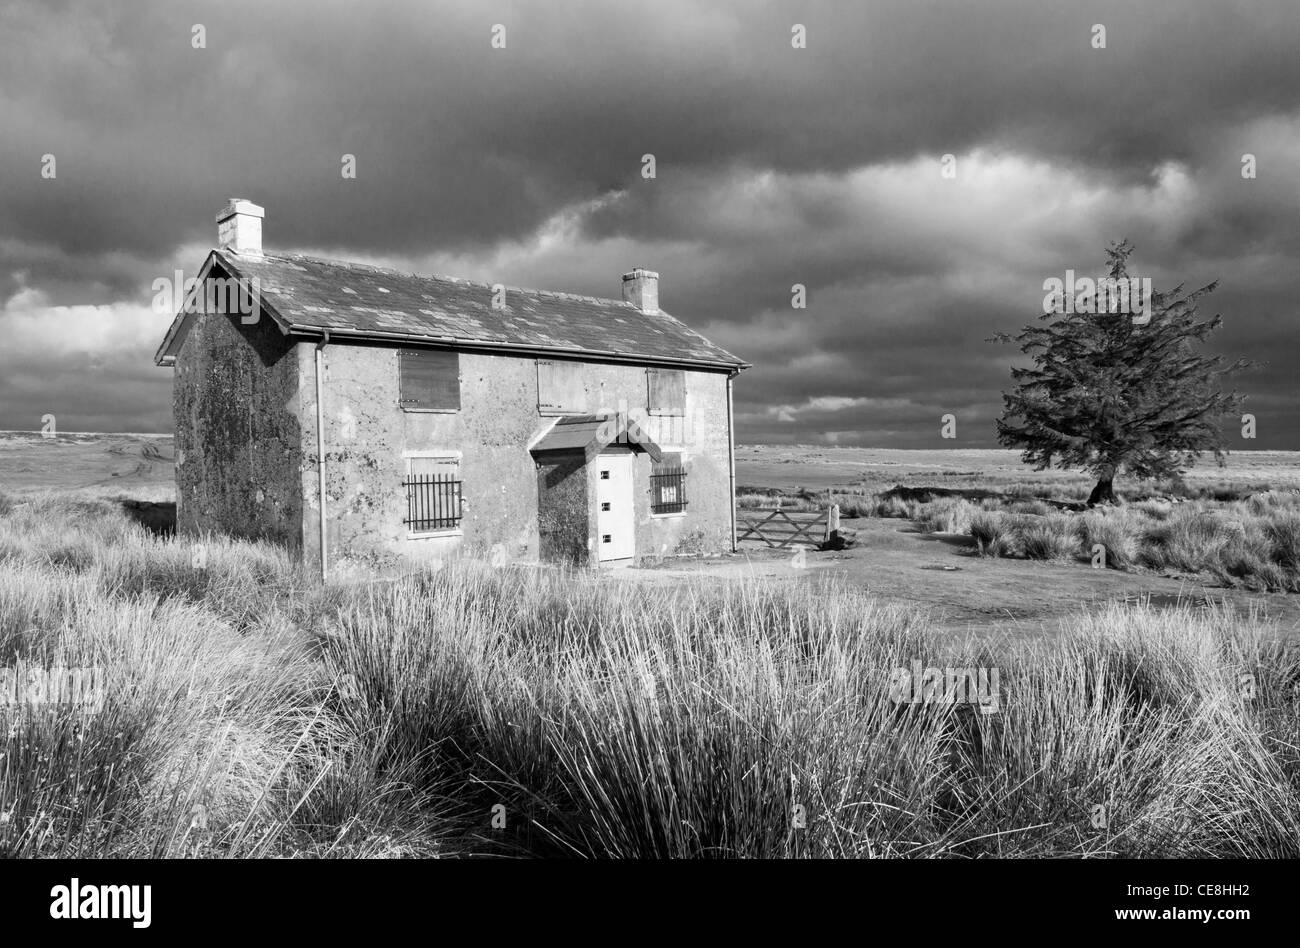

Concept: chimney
[[621, 267, 659, 314], [216, 199, 264, 254]]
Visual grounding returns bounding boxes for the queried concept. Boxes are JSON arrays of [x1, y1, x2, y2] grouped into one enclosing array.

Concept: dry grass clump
[[970, 511, 1015, 557], [1078, 509, 1141, 569], [1016, 513, 1079, 560], [914, 498, 977, 534], [874, 494, 916, 518], [963, 494, 1300, 589]]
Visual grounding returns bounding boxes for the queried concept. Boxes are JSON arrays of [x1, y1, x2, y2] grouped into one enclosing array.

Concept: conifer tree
[[993, 241, 1252, 505]]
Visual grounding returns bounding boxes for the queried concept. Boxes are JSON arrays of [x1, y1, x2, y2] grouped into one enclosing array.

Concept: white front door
[[595, 452, 635, 563]]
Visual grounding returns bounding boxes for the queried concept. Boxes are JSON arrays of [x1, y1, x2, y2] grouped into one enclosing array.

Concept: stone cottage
[[154, 200, 749, 575]]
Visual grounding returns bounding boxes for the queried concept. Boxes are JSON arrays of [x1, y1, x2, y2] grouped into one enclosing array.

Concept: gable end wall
[[172, 309, 305, 546]]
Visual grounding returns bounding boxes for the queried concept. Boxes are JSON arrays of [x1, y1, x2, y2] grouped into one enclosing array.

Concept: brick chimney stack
[[216, 199, 264, 255], [621, 267, 659, 314]]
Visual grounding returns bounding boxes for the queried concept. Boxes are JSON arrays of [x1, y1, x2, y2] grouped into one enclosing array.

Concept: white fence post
[[825, 504, 840, 543]]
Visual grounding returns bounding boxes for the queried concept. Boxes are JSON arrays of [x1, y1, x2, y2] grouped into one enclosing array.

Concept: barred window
[[650, 452, 687, 514], [403, 455, 462, 533]]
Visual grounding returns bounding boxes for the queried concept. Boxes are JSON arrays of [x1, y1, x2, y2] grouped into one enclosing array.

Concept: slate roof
[[155, 249, 748, 370]]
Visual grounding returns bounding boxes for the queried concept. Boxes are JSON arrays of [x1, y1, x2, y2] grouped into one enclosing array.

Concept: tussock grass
[[1008, 499, 1054, 517], [914, 498, 977, 534], [1079, 510, 1140, 569], [2, 494, 1299, 857], [1143, 512, 1233, 573], [0, 562, 336, 857], [1266, 511, 1300, 573], [835, 497, 875, 518], [963, 494, 1300, 589], [970, 511, 1014, 557], [1010, 514, 1076, 561], [874, 494, 916, 519], [954, 603, 1300, 857]]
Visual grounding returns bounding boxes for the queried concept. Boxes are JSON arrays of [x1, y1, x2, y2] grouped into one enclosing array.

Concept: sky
[[2, 0, 1298, 448]]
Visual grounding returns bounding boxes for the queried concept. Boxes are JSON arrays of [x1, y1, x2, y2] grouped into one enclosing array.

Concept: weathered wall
[[172, 308, 304, 546], [298, 345, 540, 572], [296, 345, 734, 570], [576, 365, 733, 561]]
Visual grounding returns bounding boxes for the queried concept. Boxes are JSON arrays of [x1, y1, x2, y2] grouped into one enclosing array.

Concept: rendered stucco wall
[[296, 345, 733, 571], [172, 310, 304, 546]]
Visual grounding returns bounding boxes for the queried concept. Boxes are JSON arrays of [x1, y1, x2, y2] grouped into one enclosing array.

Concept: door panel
[[595, 453, 634, 562]]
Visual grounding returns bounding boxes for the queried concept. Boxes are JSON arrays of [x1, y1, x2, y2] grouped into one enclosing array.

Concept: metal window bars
[[650, 466, 687, 514], [402, 472, 463, 531]]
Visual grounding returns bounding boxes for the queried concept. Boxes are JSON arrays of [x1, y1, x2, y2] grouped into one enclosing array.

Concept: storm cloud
[[2, 0, 1297, 447]]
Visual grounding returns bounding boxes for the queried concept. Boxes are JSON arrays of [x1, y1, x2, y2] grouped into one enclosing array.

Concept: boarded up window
[[647, 368, 685, 416], [400, 349, 460, 411], [537, 359, 587, 413]]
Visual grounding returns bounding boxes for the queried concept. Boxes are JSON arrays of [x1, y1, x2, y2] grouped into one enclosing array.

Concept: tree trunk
[[1087, 470, 1119, 506]]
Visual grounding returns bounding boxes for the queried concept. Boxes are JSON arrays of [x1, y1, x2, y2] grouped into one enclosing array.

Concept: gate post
[[825, 504, 840, 543]]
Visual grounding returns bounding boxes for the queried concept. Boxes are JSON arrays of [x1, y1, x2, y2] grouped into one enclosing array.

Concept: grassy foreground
[[1, 493, 1298, 858]]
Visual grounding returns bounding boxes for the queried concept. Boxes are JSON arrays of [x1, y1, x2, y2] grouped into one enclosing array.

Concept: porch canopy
[[529, 413, 664, 463]]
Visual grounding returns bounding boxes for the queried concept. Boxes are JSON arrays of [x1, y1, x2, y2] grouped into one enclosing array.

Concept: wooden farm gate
[[737, 504, 840, 549]]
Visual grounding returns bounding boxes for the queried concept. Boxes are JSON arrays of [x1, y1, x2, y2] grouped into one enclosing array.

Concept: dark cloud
[[1, 0, 1297, 448]]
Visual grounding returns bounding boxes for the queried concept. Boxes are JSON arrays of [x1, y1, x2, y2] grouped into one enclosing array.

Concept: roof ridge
[[252, 250, 639, 310], [193, 248, 751, 370]]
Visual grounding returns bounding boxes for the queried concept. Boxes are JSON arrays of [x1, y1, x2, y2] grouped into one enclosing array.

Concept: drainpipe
[[315, 331, 330, 582], [726, 369, 738, 553]]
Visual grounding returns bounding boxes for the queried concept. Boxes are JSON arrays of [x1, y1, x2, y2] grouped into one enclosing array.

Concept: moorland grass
[[959, 495, 1300, 591], [1, 494, 1297, 857]]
